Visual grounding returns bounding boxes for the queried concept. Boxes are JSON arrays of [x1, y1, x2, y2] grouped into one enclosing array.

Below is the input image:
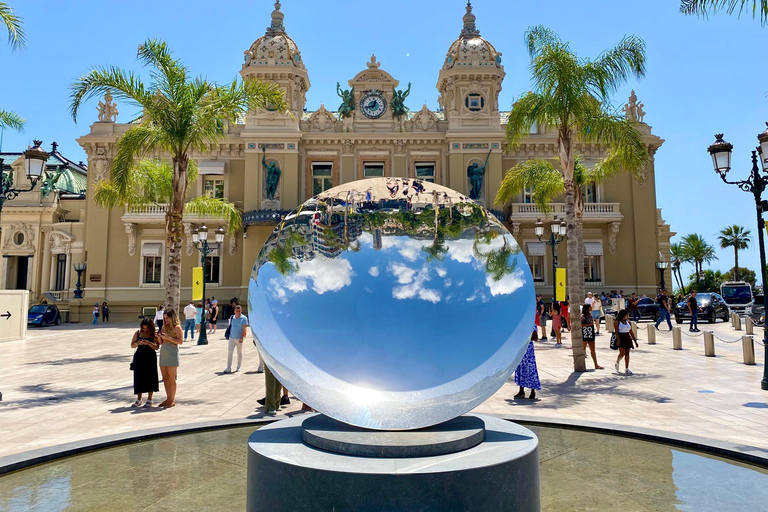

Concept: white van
[[720, 281, 753, 314]]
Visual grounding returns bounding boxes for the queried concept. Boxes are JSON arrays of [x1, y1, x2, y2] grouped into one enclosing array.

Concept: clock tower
[[346, 55, 401, 133]]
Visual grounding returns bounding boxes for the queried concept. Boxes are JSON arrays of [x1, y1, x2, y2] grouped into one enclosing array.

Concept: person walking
[[559, 295, 570, 332], [513, 339, 541, 400], [183, 301, 196, 342], [92, 303, 100, 325], [654, 289, 673, 331], [581, 304, 604, 370], [688, 290, 701, 332], [208, 301, 219, 335], [225, 305, 249, 373], [551, 303, 563, 346], [536, 294, 548, 341], [614, 309, 639, 374], [158, 308, 183, 408], [628, 293, 640, 323], [154, 305, 165, 332], [101, 302, 110, 323], [130, 318, 159, 407]]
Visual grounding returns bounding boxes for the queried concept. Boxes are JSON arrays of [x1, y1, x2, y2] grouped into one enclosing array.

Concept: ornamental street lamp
[[73, 263, 87, 299], [708, 130, 768, 390], [0, 140, 62, 214], [192, 225, 226, 346], [535, 216, 567, 303], [655, 252, 669, 291]]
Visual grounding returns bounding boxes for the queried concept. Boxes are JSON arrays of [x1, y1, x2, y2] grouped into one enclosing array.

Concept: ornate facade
[[3, 2, 672, 321]]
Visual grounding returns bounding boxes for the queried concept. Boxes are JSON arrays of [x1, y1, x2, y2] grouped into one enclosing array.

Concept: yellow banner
[[192, 267, 203, 301], [556, 268, 567, 302]]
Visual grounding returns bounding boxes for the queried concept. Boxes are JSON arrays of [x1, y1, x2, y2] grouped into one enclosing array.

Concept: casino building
[[0, 1, 672, 322]]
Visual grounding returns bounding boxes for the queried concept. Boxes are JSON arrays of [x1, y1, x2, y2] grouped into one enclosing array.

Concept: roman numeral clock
[[360, 90, 387, 119]]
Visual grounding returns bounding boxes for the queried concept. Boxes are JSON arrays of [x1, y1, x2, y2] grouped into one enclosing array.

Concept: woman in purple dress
[[513, 338, 541, 400]]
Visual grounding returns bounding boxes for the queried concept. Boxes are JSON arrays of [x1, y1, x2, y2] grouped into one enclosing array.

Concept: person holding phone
[[157, 308, 183, 408], [130, 318, 159, 407]]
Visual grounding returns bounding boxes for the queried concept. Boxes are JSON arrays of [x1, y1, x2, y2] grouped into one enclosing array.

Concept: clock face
[[360, 92, 387, 119]]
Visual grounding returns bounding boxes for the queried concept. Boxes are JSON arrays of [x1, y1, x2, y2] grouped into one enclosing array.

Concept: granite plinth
[[247, 413, 540, 512], [301, 414, 485, 458]]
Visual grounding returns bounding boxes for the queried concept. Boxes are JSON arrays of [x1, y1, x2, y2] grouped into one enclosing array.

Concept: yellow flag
[[556, 268, 567, 302], [192, 267, 203, 301]]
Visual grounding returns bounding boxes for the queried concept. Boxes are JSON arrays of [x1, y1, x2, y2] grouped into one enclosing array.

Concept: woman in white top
[[154, 305, 165, 331], [614, 309, 638, 375]]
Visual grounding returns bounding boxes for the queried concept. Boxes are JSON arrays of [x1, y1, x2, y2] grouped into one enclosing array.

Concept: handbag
[[582, 325, 595, 342], [610, 333, 619, 350], [225, 323, 232, 339]]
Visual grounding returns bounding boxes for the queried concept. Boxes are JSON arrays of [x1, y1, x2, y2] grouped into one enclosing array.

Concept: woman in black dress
[[131, 318, 160, 407]]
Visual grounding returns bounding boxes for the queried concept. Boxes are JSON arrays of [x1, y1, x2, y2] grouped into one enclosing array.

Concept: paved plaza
[[0, 319, 766, 461]]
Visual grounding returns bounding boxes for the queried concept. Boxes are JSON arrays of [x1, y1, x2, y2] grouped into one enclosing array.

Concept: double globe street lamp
[[191, 225, 226, 346], [707, 129, 768, 390], [535, 216, 567, 304]]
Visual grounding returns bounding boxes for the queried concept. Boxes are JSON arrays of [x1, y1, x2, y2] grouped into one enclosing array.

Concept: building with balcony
[[14, 1, 672, 321]]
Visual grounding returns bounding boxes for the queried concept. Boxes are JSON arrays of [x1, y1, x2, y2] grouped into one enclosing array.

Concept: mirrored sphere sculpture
[[249, 178, 535, 430]]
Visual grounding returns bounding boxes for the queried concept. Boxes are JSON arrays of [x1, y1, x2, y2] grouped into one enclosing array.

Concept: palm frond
[[184, 195, 242, 232], [680, 0, 768, 24], [505, 92, 551, 148], [110, 125, 167, 191], [495, 159, 563, 212], [0, 108, 24, 131], [70, 66, 150, 122], [524, 25, 564, 58], [0, 2, 25, 50], [579, 111, 648, 178], [586, 35, 647, 100]]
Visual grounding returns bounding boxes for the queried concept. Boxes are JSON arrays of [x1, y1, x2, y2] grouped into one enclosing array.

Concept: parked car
[[674, 293, 730, 324], [746, 294, 765, 325], [28, 304, 61, 327], [635, 297, 660, 320]]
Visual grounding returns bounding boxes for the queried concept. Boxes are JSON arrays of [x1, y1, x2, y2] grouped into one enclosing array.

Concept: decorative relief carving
[[342, 139, 354, 155], [124, 223, 137, 257], [309, 104, 336, 132], [609, 222, 621, 255], [395, 140, 406, 155], [229, 234, 237, 256], [49, 231, 73, 255], [3, 222, 35, 251], [412, 104, 438, 131], [92, 147, 110, 182]]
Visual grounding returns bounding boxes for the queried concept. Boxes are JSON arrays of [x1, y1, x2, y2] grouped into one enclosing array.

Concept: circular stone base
[[247, 413, 540, 512], [301, 414, 485, 458]]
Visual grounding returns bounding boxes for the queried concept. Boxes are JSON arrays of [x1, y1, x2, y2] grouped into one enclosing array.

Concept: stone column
[[40, 231, 52, 292]]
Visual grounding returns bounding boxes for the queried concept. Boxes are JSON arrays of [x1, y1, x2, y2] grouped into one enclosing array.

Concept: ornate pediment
[[308, 104, 336, 132], [348, 55, 399, 89], [412, 104, 438, 132]]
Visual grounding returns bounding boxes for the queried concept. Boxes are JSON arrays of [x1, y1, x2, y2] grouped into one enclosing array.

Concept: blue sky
[[2, 0, 766, 283]]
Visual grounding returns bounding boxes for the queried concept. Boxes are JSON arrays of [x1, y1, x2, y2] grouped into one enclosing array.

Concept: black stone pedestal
[[247, 413, 540, 512]]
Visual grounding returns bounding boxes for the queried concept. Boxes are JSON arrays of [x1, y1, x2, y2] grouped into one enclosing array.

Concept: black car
[[674, 293, 730, 324], [28, 304, 61, 327], [635, 297, 660, 321]]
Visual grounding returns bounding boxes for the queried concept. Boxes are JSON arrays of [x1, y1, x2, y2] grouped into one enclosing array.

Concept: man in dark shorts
[[536, 294, 548, 341]]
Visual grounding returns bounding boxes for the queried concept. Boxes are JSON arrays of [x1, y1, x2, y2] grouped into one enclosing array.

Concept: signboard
[[89, 274, 102, 282], [192, 267, 203, 301], [556, 268, 566, 302], [0, 290, 29, 343]]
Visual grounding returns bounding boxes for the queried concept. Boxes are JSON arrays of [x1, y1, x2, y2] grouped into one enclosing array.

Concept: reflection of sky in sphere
[[249, 178, 535, 430]]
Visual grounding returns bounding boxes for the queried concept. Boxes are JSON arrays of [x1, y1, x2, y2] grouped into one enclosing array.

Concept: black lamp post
[[73, 263, 87, 299], [708, 130, 768, 390], [191, 225, 225, 346], [535, 216, 567, 303], [0, 140, 51, 214], [655, 253, 669, 291]]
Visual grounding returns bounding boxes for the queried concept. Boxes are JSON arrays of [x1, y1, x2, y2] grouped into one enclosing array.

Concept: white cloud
[[390, 263, 416, 284], [269, 257, 354, 303], [436, 267, 447, 278], [369, 266, 380, 277], [486, 268, 526, 296], [389, 263, 441, 304]]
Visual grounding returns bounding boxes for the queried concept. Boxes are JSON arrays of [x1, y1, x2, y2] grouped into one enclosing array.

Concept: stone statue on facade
[[391, 83, 412, 118], [467, 149, 492, 201], [263, 147, 281, 201], [622, 90, 646, 123], [97, 91, 119, 123], [336, 83, 355, 119]]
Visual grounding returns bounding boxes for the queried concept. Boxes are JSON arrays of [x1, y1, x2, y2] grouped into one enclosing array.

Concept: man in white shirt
[[183, 301, 197, 341]]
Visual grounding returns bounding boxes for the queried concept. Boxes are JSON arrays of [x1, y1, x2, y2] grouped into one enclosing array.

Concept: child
[[551, 303, 563, 346]]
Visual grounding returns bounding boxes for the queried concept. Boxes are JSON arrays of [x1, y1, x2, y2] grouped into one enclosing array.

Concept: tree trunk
[[165, 153, 189, 314], [734, 246, 740, 281], [559, 132, 587, 372]]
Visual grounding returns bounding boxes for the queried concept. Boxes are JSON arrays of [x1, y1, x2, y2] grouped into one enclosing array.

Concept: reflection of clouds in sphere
[[249, 178, 536, 430]]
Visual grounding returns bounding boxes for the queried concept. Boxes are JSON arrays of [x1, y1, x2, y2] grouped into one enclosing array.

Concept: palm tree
[[681, 1, 768, 25], [670, 242, 688, 294], [681, 234, 718, 286], [499, 26, 648, 372], [0, 2, 25, 131], [718, 225, 752, 281], [70, 39, 285, 311]]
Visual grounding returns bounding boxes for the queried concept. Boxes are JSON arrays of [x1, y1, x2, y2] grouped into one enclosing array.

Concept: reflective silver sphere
[[249, 178, 535, 430]]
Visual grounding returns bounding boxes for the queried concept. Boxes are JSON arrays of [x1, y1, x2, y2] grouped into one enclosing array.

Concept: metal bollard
[[734, 315, 742, 331], [742, 335, 756, 365], [703, 331, 715, 357], [647, 324, 656, 344], [746, 317, 754, 336], [672, 327, 682, 350]]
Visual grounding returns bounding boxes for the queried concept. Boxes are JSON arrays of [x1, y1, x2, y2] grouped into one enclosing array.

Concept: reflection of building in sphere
[[249, 178, 536, 430]]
